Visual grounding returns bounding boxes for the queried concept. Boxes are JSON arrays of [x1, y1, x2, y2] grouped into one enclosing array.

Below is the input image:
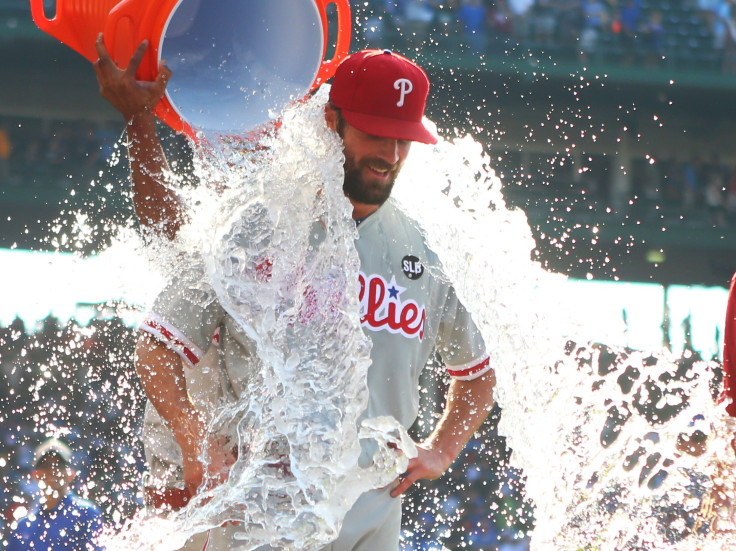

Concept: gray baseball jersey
[[139, 197, 490, 550]]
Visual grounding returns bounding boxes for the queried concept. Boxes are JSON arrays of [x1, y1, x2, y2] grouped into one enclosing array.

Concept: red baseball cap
[[329, 50, 437, 145]]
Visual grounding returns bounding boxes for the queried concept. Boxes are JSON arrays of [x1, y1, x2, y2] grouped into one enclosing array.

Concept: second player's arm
[[125, 111, 186, 240], [390, 370, 496, 497], [134, 332, 207, 494], [93, 34, 185, 239]]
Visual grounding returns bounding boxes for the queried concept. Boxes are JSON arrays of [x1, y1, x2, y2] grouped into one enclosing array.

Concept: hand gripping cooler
[[30, 0, 352, 139]]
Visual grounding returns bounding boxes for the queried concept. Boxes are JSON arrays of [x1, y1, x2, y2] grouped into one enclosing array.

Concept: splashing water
[[392, 134, 736, 549], [105, 88, 415, 551], [98, 87, 736, 550]]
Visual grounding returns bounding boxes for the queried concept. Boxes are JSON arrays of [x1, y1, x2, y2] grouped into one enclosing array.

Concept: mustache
[[361, 158, 398, 172]]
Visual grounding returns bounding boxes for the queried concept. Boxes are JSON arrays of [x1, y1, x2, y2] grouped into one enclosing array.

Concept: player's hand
[[173, 411, 209, 495], [389, 442, 453, 498], [174, 413, 238, 496], [92, 33, 171, 122], [201, 434, 238, 492]]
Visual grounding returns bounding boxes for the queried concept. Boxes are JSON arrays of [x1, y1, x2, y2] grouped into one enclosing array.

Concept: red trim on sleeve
[[142, 318, 201, 367], [724, 272, 736, 416], [447, 357, 491, 379]]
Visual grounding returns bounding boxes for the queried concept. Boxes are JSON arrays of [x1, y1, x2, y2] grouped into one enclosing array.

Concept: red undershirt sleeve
[[723, 272, 736, 416]]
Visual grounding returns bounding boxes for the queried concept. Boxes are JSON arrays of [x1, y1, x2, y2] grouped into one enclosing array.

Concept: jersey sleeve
[[723, 272, 736, 416], [436, 285, 491, 381], [139, 264, 225, 369]]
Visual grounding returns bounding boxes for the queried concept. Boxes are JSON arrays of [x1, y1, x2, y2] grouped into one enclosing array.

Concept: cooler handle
[[30, 0, 62, 37], [103, 0, 155, 77], [313, 0, 351, 89], [29, 0, 98, 62]]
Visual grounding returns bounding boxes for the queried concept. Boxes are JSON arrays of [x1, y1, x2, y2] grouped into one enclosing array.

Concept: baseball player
[[94, 38, 496, 550]]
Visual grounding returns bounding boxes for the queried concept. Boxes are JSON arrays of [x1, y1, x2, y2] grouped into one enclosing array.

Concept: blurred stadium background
[[2, 0, 736, 549], [3, 0, 736, 284]]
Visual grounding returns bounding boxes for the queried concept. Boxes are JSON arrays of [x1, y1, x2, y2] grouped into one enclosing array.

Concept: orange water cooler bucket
[[30, 0, 352, 139]]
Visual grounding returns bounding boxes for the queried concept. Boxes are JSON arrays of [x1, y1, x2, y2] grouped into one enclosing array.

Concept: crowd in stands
[[0, 116, 121, 189], [578, 153, 736, 227], [0, 314, 532, 550], [3, 113, 733, 235], [0, 314, 144, 539], [355, 0, 736, 72], [0, 311, 714, 549], [4, 0, 736, 71], [402, 426, 534, 550], [495, 150, 736, 230], [4, 0, 735, 72], [3, 0, 736, 79], [630, 154, 736, 228]]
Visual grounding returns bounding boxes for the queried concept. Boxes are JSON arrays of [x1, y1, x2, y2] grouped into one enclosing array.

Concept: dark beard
[[342, 158, 398, 206]]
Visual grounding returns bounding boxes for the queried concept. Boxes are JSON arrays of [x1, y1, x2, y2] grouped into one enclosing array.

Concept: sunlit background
[[2, 0, 736, 549], [0, 248, 727, 359]]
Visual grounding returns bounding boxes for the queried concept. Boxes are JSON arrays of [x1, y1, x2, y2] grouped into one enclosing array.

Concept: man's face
[[338, 119, 411, 207], [33, 456, 74, 502]]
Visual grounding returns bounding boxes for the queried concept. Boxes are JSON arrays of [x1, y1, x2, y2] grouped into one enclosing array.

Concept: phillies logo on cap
[[328, 49, 438, 144], [394, 78, 413, 107]]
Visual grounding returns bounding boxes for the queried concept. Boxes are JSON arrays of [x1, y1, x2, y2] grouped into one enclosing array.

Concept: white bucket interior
[[160, 0, 325, 135]]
